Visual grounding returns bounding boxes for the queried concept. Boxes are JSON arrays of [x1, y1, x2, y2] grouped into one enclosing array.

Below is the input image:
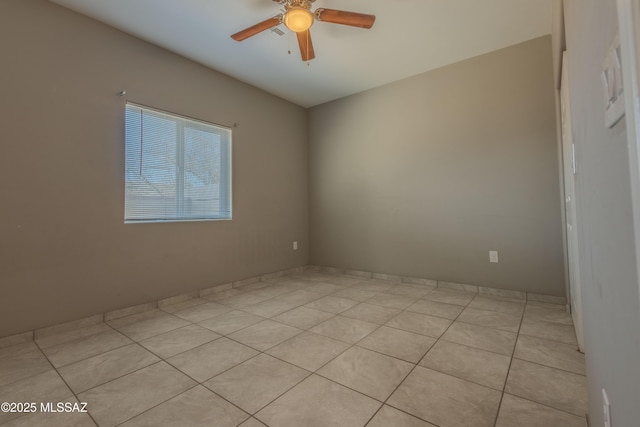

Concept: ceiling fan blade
[[231, 15, 282, 41], [315, 8, 376, 29], [296, 30, 315, 61]]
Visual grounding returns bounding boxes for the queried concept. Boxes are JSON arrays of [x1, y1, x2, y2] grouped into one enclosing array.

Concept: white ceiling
[[49, 0, 552, 108]]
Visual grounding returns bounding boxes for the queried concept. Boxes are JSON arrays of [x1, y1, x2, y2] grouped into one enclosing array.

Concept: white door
[[560, 52, 585, 352]]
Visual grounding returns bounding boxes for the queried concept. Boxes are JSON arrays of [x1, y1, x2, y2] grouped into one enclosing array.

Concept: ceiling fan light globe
[[284, 7, 314, 33]]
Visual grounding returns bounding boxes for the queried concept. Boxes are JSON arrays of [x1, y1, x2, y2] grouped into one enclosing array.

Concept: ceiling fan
[[231, 0, 376, 61]]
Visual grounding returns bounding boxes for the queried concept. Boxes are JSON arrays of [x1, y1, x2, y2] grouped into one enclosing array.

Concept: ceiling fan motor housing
[[274, 0, 315, 10]]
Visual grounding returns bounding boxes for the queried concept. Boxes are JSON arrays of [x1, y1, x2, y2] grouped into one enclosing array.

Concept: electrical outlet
[[603, 389, 611, 427], [293, 241, 298, 251], [489, 251, 499, 263]]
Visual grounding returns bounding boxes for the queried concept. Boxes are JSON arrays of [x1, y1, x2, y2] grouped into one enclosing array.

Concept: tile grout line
[[191, 276, 393, 425], [38, 320, 137, 371], [255, 285, 455, 426], [494, 304, 586, 421], [208, 314, 348, 425], [509, 355, 586, 377], [491, 295, 527, 427], [111, 313, 300, 426], [66, 352, 164, 394], [200, 354, 313, 422], [499, 391, 590, 420], [110, 383, 227, 427], [232, 278, 400, 423], [32, 338, 101, 427], [90, 314, 305, 425], [39, 318, 226, 414], [370, 287, 478, 427], [0, 346, 61, 393], [189, 281, 372, 427]]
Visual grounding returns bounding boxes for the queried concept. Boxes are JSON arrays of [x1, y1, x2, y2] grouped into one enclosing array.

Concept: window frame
[[124, 102, 232, 224]]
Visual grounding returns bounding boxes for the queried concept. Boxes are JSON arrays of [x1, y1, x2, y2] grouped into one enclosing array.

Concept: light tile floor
[[0, 271, 587, 427]]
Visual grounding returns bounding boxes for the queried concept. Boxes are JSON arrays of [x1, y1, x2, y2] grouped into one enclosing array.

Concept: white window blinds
[[124, 103, 232, 223]]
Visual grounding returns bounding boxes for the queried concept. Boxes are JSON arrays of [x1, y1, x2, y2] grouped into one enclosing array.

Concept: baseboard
[[0, 264, 309, 344], [311, 264, 566, 304], [0, 263, 567, 345]]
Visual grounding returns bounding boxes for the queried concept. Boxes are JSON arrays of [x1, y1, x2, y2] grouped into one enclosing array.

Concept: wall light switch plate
[[293, 241, 298, 251], [602, 34, 625, 128], [489, 251, 499, 263]]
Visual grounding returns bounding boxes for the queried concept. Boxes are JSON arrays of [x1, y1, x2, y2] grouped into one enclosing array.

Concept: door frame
[[617, 0, 640, 311], [560, 52, 585, 351]]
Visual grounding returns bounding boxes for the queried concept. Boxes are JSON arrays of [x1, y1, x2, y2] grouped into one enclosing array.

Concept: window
[[124, 103, 232, 223]]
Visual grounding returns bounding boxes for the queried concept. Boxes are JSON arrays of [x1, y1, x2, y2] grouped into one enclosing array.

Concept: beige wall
[[309, 36, 565, 295], [563, 1, 640, 424], [0, 0, 309, 337]]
